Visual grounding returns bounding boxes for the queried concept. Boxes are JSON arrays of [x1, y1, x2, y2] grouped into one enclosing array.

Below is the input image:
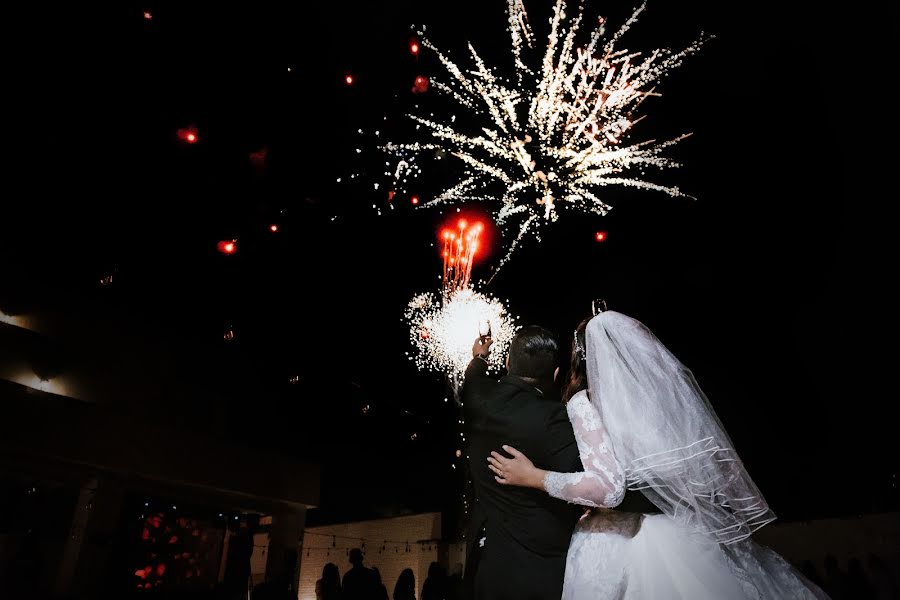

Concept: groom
[[461, 326, 583, 600]]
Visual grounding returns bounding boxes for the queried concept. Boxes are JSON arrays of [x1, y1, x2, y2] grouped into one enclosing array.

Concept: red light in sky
[[177, 127, 199, 144], [412, 75, 429, 94], [143, 11, 152, 20], [410, 40, 419, 54], [411, 195, 420, 205], [595, 231, 607, 242], [217, 240, 237, 254], [345, 74, 354, 85], [269, 224, 278, 232]]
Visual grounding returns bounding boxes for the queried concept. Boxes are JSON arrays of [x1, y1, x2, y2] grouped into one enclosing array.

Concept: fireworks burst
[[405, 288, 518, 388], [384, 0, 708, 270]]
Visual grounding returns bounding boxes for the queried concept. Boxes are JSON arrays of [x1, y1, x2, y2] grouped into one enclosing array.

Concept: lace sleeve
[[543, 393, 626, 508]]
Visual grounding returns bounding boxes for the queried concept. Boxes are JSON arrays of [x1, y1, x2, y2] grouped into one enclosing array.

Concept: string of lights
[[301, 532, 443, 556], [303, 531, 438, 545], [301, 542, 440, 550]]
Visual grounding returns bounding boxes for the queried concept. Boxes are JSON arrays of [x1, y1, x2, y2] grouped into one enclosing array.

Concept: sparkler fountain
[[404, 218, 518, 399]]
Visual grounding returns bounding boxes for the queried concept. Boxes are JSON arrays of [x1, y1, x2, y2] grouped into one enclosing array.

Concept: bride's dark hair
[[562, 318, 591, 403]]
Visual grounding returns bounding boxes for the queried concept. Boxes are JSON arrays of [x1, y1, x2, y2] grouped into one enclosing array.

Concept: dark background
[[3, 0, 894, 534]]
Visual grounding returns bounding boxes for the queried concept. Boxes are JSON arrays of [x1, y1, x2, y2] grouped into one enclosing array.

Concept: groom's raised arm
[[461, 355, 495, 416], [461, 336, 496, 418]]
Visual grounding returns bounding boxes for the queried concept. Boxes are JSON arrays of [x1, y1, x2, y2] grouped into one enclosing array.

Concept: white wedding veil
[[585, 311, 776, 544]]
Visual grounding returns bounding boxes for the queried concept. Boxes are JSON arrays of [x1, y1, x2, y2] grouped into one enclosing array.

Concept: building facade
[[0, 305, 320, 598]]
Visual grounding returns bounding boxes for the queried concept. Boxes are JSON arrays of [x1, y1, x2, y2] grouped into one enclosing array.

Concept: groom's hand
[[472, 335, 493, 360]]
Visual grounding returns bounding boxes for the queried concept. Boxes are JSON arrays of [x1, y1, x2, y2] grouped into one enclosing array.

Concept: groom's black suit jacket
[[462, 358, 583, 600]]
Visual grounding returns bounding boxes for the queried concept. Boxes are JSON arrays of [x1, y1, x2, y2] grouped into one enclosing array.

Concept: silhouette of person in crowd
[[393, 568, 416, 600], [421, 562, 446, 600], [342, 548, 376, 600], [372, 566, 390, 600], [316, 562, 342, 600]]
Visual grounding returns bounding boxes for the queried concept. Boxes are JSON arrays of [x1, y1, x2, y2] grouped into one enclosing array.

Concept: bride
[[486, 311, 829, 599]]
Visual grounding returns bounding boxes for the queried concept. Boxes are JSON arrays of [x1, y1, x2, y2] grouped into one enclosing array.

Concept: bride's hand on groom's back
[[487, 445, 546, 490]]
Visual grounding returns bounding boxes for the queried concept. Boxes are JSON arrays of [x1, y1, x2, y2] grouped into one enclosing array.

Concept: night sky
[[4, 0, 893, 532]]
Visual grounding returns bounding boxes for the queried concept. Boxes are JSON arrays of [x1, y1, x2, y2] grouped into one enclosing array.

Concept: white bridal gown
[[545, 391, 830, 600]]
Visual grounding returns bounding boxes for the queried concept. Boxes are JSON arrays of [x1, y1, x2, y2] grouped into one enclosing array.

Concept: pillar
[[54, 475, 124, 598], [265, 505, 306, 595]]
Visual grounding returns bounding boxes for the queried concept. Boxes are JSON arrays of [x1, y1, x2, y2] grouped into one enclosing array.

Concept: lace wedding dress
[[545, 391, 829, 600]]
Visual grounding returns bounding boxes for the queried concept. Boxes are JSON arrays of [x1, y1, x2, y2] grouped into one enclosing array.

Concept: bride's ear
[[553, 366, 560, 382]]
